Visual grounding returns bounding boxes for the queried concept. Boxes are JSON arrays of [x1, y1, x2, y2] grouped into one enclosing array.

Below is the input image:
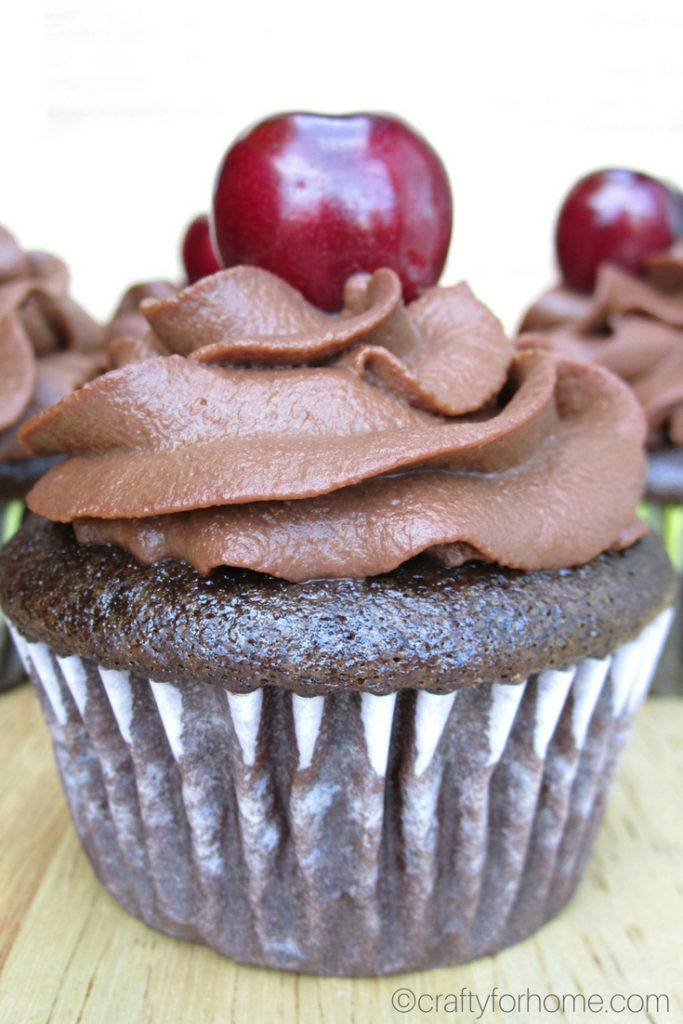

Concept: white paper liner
[[9, 607, 673, 975]]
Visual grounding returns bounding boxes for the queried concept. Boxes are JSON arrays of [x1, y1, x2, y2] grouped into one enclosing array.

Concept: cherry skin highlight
[[212, 112, 453, 311], [182, 214, 221, 284], [555, 169, 680, 293]]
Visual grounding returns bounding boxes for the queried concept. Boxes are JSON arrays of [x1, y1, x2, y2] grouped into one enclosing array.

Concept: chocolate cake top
[[0, 517, 674, 695]]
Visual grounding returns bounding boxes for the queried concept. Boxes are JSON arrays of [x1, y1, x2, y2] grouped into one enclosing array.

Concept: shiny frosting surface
[[0, 225, 105, 463], [22, 266, 648, 581], [519, 240, 683, 448]]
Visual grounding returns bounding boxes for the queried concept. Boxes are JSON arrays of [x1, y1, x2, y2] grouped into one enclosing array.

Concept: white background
[[2, 0, 683, 332]]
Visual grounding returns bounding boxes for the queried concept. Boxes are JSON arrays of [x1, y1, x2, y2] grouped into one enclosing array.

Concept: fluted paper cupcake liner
[[10, 609, 672, 976], [0, 501, 27, 691], [639, 502, 683, 695]]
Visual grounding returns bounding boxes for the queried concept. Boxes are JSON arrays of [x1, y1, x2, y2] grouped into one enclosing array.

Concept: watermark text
[[390, 985, 671, 1017]]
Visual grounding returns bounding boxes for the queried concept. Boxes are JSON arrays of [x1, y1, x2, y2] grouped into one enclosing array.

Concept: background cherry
[[555, 169, 681, 292], [181, 214, 221, 283]]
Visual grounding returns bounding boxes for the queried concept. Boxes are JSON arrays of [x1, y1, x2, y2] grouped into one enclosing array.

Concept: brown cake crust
[[0, 516, 675, 695]]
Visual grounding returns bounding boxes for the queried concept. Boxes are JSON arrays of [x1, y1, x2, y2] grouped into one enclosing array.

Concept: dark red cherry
[[181, 214, 221, 284], [555, 169, 680, 292], [211, 112, 453, 311]]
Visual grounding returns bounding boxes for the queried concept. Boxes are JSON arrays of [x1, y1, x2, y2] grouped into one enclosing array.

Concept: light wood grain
[[0, 686, 681, 1024]]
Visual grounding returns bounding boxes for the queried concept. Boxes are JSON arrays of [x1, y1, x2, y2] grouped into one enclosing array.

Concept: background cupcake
[[0, 224, 105, 689], [518, 169, 683, 693]]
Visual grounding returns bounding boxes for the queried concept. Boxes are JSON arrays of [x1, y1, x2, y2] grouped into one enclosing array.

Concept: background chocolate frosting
[[519, 241, 683, 448], [21, 267, 647, 581], [0, 225, 105, 465], [105, 279, 177, 369]]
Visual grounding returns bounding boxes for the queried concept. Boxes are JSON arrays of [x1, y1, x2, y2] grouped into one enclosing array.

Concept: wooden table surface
[[0, 684, 681, 1024]]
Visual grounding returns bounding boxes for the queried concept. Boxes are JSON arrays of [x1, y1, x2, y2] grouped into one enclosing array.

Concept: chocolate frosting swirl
[[0, 225, 105, 463], [21, 267, 647, 581], [519, 241, 683, 447], [104, 279, 178, 369]]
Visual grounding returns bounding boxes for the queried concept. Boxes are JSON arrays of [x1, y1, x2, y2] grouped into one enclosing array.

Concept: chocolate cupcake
[[0, 225, 105, 689], [0, 267, 675, 975]]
